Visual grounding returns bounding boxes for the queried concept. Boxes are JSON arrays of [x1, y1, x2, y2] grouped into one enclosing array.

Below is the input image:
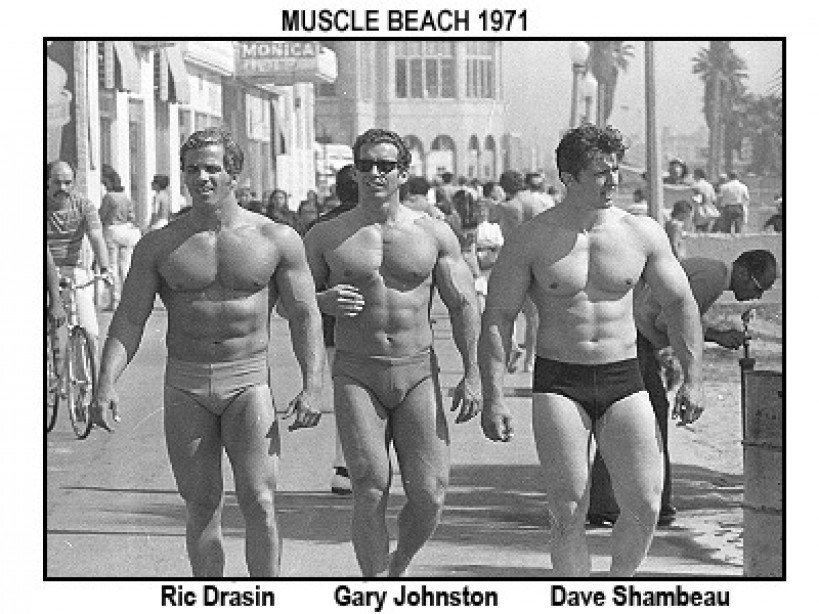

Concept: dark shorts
[[332, 349, 440, 412], [532, 356, 645, 427], [165, 354, 271, 417]]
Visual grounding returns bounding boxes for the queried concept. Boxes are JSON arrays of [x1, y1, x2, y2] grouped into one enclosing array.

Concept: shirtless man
[[91, 127, 325, 577], [478, 125, 705, 577], [303, 128, 481, 577]]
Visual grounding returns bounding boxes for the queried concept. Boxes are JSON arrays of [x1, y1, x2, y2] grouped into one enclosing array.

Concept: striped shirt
[[46, 192, 101, 267]]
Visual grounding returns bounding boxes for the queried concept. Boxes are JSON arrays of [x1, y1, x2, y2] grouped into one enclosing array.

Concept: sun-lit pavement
[[46, 296, 770, 579]]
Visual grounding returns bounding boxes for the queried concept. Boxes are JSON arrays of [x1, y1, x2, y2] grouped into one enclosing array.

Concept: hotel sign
[[235, 41, 337, 85]]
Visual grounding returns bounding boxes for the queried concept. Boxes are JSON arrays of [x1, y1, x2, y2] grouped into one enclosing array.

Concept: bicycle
[[46, 272, 109, 439]]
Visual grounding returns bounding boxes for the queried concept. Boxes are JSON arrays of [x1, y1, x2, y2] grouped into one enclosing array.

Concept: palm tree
[[587, 41, 635, 126], [692, 41, 748, 177]]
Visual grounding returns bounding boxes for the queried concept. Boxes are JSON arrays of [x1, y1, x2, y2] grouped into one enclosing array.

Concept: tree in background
[[692, 41, 748, 178], [587, 41, 635, 126]]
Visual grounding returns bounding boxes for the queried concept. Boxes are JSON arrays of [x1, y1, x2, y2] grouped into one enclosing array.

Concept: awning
[[163, 45, 191, 105], [112, 41, 141, 93]]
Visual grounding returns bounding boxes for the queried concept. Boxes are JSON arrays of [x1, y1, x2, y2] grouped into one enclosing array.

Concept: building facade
[[314, 41, 508, 180], [46, 40, 333, 221]]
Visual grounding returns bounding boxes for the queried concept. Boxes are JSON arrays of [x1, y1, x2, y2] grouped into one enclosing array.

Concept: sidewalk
[[46, 307, 746, 578]]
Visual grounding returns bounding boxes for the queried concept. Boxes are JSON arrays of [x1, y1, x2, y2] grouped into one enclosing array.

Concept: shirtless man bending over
[[92, 127, 325, 577], [478, 125, 705, 577], [303, 128, 481, 577]]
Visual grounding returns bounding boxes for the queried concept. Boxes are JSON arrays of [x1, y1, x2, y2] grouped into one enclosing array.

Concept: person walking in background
[[91, 127, 325, 577], [473, 199, 504, 314], [479, 125, 704, 577], [664, 200, 693, 261], [266, 189, 299, 229], [99, 167, 140, 311], [626, 188, 649, 217], [588, 250, 778, 528], [401, 175, 445, 219], [477, 180, 505, 224], [303, 128, 481, 577], [690, 168, 719, 232], [297, 190, 321, 234], [149, 174, 172, 231], [716, 171, 750, 234], [525, 171, 556, 211]]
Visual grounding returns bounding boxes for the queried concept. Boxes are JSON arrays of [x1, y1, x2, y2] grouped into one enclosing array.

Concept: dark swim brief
[[332, 349, 440, 412], [532, 356, 645, 427], [165, 354, 270, 417]]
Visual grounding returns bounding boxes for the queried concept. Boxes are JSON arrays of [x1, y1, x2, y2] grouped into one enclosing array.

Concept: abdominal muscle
[[163, 288, 272, 363], [534, 292, 638, 365], [334, 284, 434, 357]]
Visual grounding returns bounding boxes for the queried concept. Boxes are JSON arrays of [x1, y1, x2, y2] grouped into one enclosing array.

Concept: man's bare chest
[[329, 225, 438, 288], [159, 230, 278, 293], [533, 231, 645, 297]]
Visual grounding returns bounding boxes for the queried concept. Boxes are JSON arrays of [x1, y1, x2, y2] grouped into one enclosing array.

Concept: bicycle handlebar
[[59, 272, 113, 291]]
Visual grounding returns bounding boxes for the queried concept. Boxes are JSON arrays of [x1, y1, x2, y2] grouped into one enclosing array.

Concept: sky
[[502, 40, 783, 168]]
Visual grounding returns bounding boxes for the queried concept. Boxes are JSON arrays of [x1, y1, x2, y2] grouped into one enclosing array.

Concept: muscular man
[[303, 128, 481, 577], [91, 127, 325, 577], [46, 160, 111, 352], [588, 250, 778, 526], [479, 125, 705, 577]]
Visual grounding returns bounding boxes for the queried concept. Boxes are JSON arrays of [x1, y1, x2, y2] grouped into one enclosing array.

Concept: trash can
[[742, 370, 783, 577]]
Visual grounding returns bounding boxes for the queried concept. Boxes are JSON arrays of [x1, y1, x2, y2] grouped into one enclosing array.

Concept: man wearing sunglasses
[[588, 249, 778, 528], [304, 128, 481, 577]]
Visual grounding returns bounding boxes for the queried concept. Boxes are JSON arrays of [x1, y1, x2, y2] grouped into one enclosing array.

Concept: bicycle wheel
[[46, 330, 60, 433], [66, 327, 96, 439]]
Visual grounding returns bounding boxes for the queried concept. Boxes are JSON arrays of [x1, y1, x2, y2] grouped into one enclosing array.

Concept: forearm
[[448, 294, 481, 378], [662, 297, 704, 383], [90, 232, 110, 270], [286, 302, 325, 394], [478, 311, 514, 407]]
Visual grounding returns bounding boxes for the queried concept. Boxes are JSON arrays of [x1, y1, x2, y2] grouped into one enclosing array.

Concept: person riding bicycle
[[46, 160, 111, 354]]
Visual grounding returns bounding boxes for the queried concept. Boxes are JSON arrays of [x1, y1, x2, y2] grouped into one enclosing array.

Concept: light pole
[[569, 41, 590, 128], [580, 70, 598, 125]]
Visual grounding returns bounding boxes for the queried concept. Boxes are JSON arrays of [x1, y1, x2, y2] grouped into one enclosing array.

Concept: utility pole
[[645, 41, 663, 223]]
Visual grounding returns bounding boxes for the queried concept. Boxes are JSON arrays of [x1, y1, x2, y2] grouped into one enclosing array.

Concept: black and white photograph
[[35, 1, 796, 610]]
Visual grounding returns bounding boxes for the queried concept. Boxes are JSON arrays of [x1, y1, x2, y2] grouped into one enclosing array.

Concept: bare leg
[[164, 387, 226, 577], [334, 377, 392, 576], [222, 385, 281, 577], [596, 391, 663, 577], [531, 393, 594, 576], [389, 377, 450, 577]]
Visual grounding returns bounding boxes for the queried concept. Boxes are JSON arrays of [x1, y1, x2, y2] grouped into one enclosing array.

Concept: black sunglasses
[[355, 159, 400, 174]]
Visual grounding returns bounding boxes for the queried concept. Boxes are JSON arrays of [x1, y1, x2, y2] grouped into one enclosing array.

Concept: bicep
[[433, 225, 475, 307], [483, 237, 531, 318], [115, 239, 159, 326], [302, 229, 330, 289], [643, 234, 692, 310], [274, 230, 318, 310]]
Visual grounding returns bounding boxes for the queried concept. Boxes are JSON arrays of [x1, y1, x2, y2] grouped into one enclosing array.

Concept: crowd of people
[[46, 123, 778, 580]]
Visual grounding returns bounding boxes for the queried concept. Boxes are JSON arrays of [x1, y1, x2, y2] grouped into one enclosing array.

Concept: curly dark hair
[[180, 126, 244, 179], [556, 124, 627, 181], [735, 250, 777, 281], [352, 128, 411, 172]]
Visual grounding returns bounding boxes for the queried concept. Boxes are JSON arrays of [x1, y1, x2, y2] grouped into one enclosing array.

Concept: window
[[466, 41, 497, 99], [395, 41, 454, 99]]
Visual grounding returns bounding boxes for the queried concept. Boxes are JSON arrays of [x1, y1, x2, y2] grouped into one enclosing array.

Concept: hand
[[91, 385, 121, 433], [481, 403, 514, 442], [324, 284, 365, 318], [450, 374, 481, 424], [714, 329, 747, 350], [284, 390, 322, 431], [99, 268, 115, 287], [672, 382, 706, 426]]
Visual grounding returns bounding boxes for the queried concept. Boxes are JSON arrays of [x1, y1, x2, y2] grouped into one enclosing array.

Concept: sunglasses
[[355, 159, 400, 174]]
